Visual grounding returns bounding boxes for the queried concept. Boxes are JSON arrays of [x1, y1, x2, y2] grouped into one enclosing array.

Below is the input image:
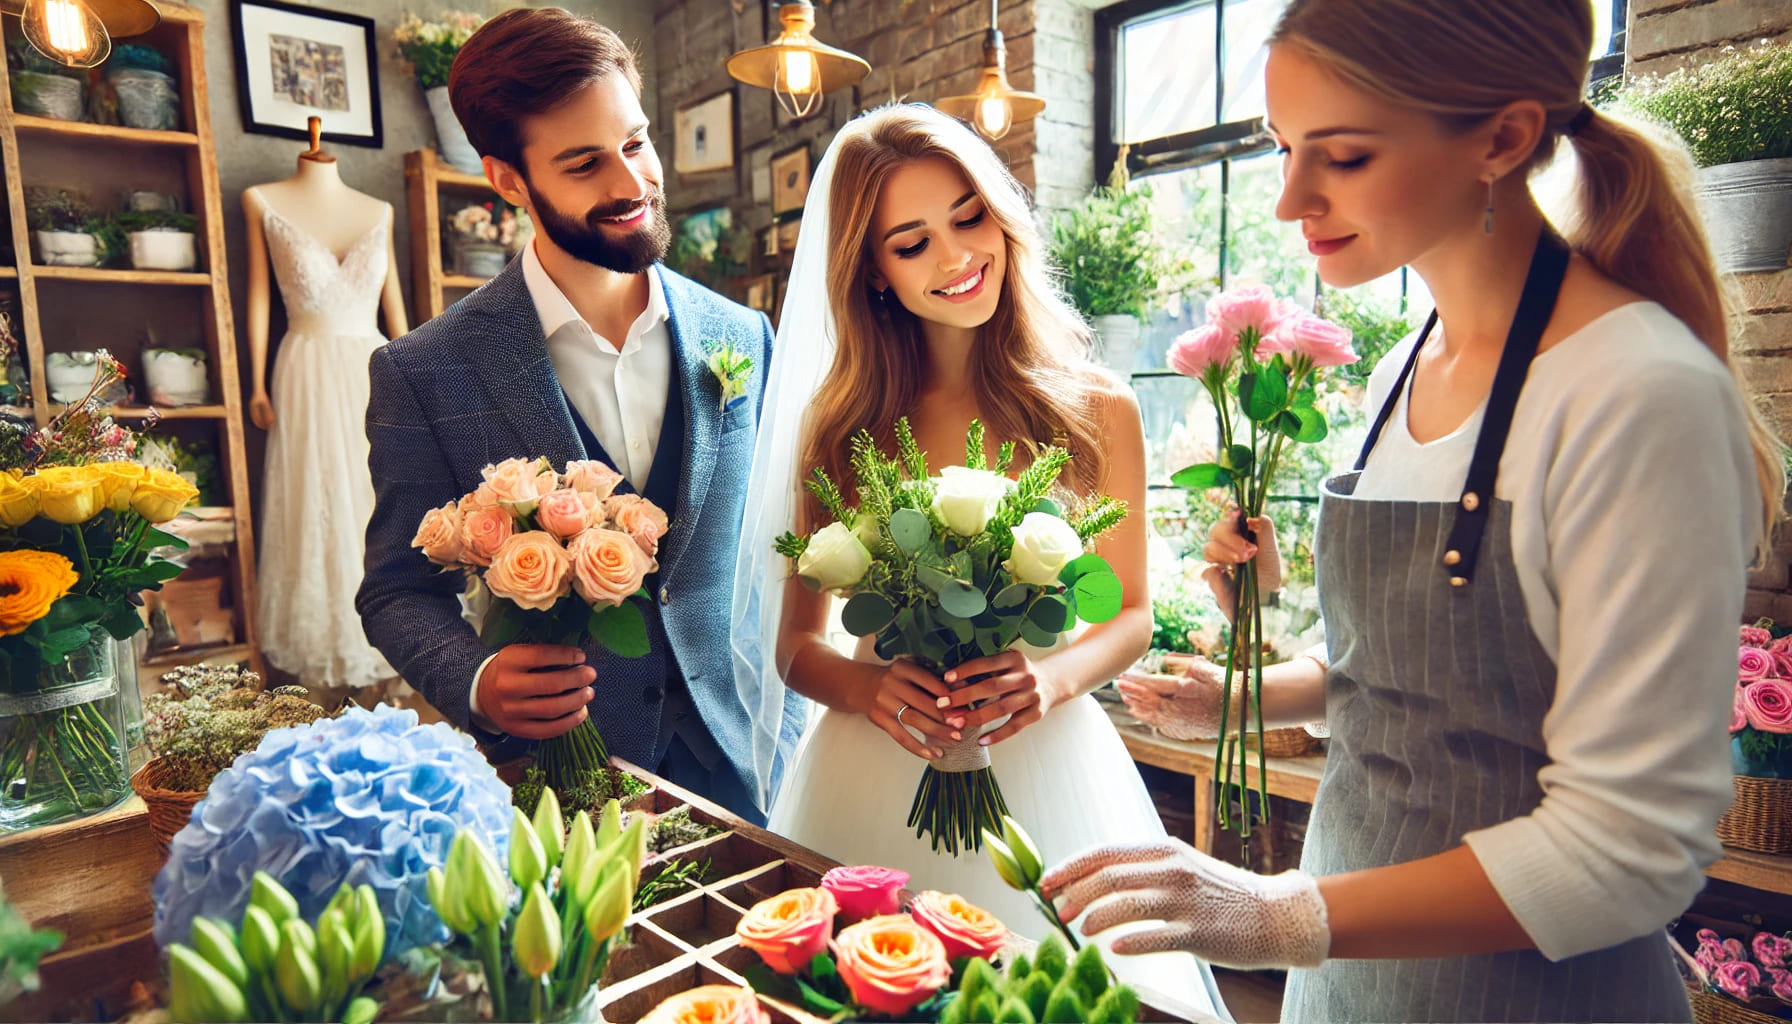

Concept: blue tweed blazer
[[356, 259, 800, 803]]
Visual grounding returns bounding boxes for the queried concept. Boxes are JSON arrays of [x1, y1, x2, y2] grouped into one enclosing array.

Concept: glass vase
[[0, 638, 130, 832]]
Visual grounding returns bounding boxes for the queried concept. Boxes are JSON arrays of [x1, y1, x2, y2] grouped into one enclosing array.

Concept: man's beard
[[529, 186, 671, 274]]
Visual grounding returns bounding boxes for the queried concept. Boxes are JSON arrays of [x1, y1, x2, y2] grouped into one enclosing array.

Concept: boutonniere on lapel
[[704, 341, 754, 414]]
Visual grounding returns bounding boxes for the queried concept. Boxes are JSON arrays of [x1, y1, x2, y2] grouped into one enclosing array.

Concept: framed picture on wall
[[776, 217, 801, 255], [674, 91, 735, 175], [771, 145, 811, 217], [230, 0, 382, 148]]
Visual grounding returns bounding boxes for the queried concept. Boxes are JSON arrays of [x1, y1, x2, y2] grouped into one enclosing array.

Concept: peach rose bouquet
[[733, 867, 1017, 1021], [412, 456, 669, 799]]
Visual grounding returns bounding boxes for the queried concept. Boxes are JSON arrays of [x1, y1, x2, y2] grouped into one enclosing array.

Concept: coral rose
[[0, 550, 78, 636], [821, 866, 908, 924], [908, 890, 1008, 962], [569, 528, 655, 608], [484, 532, 573, 612], [735, 887, 836, 976], [639, 985, 769, 1024], [833, 914, 952, 1017], [481, 457, 558, 513], [603, 494, 670, 557], [564, 460, 625, 500], [460, 505, 515, 568], [535, 488, 599, 541], [412, 502, 465, 565]]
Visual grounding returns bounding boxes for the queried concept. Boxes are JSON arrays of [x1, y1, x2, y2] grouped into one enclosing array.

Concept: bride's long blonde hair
[[798, 105, 1104, 526]]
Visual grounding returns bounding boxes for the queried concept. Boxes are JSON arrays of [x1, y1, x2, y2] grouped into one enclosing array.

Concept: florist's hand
[[938, 651, 1061, 746], [868, 660, 957, 762], [249, 392, 275, 430], [477, 644, 596, 740], [1116, 659, 1235, 741], [1201, 510, 1282, 622], [1040, 838, 1330, 971]]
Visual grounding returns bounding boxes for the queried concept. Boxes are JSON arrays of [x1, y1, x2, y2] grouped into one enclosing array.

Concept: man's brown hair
[[448, 7, 642, 174]]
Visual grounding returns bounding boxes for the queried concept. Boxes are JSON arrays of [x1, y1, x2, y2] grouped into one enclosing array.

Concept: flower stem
[[477, 925, 507, 1022]]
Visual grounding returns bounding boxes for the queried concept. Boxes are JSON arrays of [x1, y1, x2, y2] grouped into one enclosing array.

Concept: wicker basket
[[128, 758, 204, 855], [1715, 774, 1792, 854], [1244, 726, 1324, 758], [1690, 987, 1791, 1024]]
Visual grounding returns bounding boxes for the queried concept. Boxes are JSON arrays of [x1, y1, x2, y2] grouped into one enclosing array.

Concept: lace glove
[[1040, 838, 1330, 971], [1116, 659, 1234, 741]]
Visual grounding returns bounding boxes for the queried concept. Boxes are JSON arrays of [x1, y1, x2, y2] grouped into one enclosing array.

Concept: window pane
[[1591, 1, 1616, 58], [1133, 374, 1213, 489], [1219, 0, 1279, 123], [1131, 162, 1223, 376], [1119, 3, 1216, 143], [1222, 154, 1313, 305]]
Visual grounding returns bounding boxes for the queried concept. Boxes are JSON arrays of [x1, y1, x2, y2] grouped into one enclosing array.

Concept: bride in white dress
[[730, 104, 1227, 1021]]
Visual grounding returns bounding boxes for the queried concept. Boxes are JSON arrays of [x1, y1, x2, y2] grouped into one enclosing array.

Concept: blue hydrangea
[[152, 704, 513, 958]]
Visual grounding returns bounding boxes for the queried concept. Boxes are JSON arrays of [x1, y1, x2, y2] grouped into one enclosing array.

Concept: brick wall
[[1629, 0, 1792, 78]]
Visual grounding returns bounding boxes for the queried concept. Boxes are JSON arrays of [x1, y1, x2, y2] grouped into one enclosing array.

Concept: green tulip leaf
[[1240, 369, 1288, 422], [841, 592, 897, 636], [1219, 444, 1255, 476], [1171, 463, 1231, 490], [1287, 404, 1329, 443]]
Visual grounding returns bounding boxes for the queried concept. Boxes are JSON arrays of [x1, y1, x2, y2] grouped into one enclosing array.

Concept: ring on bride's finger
[[897, 704, 912, 726]]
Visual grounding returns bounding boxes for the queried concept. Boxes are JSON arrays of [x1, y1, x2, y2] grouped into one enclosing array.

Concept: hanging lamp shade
[[1, 0, 160, 69], [935, 2, 1044, 140], [726, 1, 869, 119]]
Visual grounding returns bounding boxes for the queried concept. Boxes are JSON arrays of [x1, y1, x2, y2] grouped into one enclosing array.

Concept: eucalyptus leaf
[[841, 593, 897, 636], [1058, 553, 1111, 586], [1032, 497, 1063, 518], [916, 564, 955, 594], [939, 581, 987, 619], [1073, 571, 1124, 624], [1171, 463, 1232, 490], [992, 584, 1031, 611], [1019, 621, 1059, 649], [1028, 595, 1072, 632], [889, 508, 931, 554]]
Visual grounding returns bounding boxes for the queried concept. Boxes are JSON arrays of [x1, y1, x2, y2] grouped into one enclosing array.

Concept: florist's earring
[[1484, 178, 1496, 235]]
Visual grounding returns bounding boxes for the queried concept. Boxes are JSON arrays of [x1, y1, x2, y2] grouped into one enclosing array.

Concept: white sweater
[[1342, 301, 1761, 962]]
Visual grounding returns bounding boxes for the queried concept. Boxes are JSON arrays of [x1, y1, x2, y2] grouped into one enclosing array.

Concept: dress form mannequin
[[244, 118, 406, 427], [244, 117, 405, 690]]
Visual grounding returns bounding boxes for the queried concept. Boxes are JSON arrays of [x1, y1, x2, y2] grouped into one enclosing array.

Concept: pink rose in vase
[[1168, 325, 1235, 378], [1736, 687, 1752, 733], [820, 866, 909, 924], [1744, 679, 1792, 733], [1273, 314, 1360, 368], [1741, 647, 1774, 683], [1743, 625, 1773, 648], [1771, 649, 1792, 681], [1205, 286, 1284, 350], [1715, 960, 1763, 1002]]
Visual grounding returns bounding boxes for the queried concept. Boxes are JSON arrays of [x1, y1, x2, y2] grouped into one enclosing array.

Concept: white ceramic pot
[[36, 230, 100, 267], [1091, 314, 1143, 375], [1697, 157, 1792, 274], [128, 230, 196, 271], [142, 349, 208, 406], [46, 351, 100, 404], [426, 85, 481, 174]]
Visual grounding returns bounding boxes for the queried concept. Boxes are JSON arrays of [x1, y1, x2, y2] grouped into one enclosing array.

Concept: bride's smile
[[866, 156, 1008, 330]]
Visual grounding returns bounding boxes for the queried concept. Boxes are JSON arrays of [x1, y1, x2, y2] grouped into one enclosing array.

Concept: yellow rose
[[0, 473, 38, 528], [92, 462, 146, 514], [130, 468, 199, 523], [29, 466, 104, 525], [0, 550, 78, 636]]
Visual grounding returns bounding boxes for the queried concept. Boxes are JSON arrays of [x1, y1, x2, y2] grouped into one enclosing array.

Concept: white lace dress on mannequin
[[255, 206, 394, 689], [769, 632, 1230, 1021]]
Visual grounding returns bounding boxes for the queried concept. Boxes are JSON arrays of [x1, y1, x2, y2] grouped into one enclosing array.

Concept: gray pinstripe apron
[[1280, 232, 1690, 1022]]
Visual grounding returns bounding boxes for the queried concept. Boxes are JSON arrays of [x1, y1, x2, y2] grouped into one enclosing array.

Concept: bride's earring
[[1484, 178, 1496, 235]]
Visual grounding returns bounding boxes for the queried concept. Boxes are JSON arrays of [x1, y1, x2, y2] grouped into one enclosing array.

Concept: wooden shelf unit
[[0, 2, 259, 673], [403, 147, 504, 324]]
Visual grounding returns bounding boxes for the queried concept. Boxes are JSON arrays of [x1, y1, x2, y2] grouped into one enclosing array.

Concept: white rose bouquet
[[776, 419, 1128, 855]]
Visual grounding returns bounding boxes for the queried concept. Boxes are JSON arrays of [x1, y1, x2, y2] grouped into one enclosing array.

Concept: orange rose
[[639, 985, 769, 1024], [412, 501, 465, 565], [833, 914, 952, 1016], [535, 488, 600, 541], [603, 494, 670, 558], [460, 505, 515, 568], [563, 460, 624, 500], [0, 550, 78, 636], [484, 531, 573, 611], [736, 887, 837, 975], [568, 527, 655, 608], [481, 457, 558, 512], [908, 891, 1008, 962]]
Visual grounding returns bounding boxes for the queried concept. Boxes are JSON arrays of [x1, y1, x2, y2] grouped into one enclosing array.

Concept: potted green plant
[[1048, 161, 1194, 374], [1616, 40, 1792, 273], [7, 42, 85, 122], [392, 10, 487, 174], [117, 208, 197, 271], [106, 43, 180, 131], [25, 188, 106, 268]]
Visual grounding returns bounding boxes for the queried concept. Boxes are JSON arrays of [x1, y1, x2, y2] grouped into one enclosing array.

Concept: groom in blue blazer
[[356, 9, 803, 823]]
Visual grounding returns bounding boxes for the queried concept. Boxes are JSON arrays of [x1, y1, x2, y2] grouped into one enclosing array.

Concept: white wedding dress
[[768, 634, 1229, 1021], [255, 206, 393, 689]]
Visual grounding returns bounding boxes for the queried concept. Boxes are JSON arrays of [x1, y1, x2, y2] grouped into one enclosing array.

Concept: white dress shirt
[[471, 245, 673, 726], [522, 240, 672, 490]]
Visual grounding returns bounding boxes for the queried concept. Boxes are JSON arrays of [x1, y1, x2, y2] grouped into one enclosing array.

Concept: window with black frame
[[1094, 0, 1627, 661]]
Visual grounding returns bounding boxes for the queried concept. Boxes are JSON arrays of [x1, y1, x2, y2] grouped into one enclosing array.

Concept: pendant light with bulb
[[935, 0, 1044, 140], [725, 0, 869, 120], [1, 0, 160, 69]]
